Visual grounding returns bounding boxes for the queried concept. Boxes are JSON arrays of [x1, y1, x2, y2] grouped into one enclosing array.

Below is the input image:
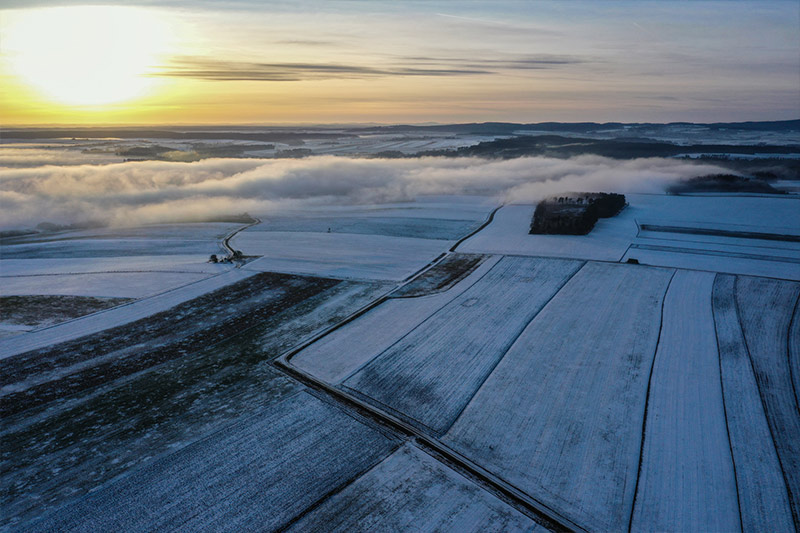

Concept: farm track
[[221, 216, 261, 261], [450, 205, 502, 252]]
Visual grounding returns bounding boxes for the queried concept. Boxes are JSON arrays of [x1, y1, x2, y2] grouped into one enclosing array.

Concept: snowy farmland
[[2, 188, 799, 531], [460, 194, 800, 280]]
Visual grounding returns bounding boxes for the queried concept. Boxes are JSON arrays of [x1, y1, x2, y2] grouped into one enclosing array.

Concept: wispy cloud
[[157, 57, 489, 81], [403, 54, 584, 70], [156, 53, 582, 82]]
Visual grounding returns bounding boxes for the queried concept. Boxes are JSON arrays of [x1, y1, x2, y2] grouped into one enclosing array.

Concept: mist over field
[[0, 155, 727, 228]]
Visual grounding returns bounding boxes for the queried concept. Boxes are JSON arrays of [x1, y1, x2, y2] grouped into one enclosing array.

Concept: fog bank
[[0, 155, 727, 228]]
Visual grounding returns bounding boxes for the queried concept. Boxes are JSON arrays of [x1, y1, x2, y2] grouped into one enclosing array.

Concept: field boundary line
[[443, 260, 587, 435], [627, 268, 676, 532], [334, 255, 505, 385], [280, 245, 476, 366], [274, 358, 583, 532], [450, 204, 503, 252], [274, 437, 404, 533]]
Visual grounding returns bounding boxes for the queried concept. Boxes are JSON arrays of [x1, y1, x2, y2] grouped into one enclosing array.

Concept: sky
[[1, 0, 798, 125]]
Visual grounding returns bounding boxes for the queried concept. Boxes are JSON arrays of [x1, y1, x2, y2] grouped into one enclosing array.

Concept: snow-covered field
[[460, 194, 800, 280], [232, 197, 494, 281], [0, 222, 247, 341], [250, 215, 480, 240], [3, 186, 799, 531], [443, 262, 673, 531], [0, 271, 213, 299], [286, 444, 542, 532], [712, 275, 796, 531], [1, 278, 388, 528], [459, 203, 635, 261], [0, 269, 256, 359], [237, 231, 450, 281], [291, 255, 503, 383], [343, 256, 583, 434], [630, 271, 739, 532], [0, 255, 230, 278], [23, 392, 400, 532], [735, 277, 800, 522]]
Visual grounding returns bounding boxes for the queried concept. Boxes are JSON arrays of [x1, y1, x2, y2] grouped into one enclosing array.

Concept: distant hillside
[[359, 119, 800, 136], [3, 120, 797, 140], [416, 135, 800, 160]]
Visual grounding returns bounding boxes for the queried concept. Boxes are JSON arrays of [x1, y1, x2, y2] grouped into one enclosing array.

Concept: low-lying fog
[[0, 155, 729, 229]]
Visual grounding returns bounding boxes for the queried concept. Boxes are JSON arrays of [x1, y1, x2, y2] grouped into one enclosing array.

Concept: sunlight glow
[[3, 6, 171, 106]]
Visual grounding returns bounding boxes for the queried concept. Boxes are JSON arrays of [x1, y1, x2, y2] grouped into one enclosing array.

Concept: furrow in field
[[712, 274, 794, 532], [22, 392, 399, 533], [344, 255, 584, 434], [630, 270, 739, 532], [736, 275, 800, 528], [285, 444, 544, 532], [443, 262, 673, 532]]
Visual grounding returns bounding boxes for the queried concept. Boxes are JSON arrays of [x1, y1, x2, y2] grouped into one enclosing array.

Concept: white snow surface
[[630, 271, 739, 532], [343, 255, 583, 434], [237, 231, 450, 281], [0, 271, 213, 299], [0, 255, 232, 277], [621, 245, 800, 280], [23, 392, 398, 532], [443, 262, 673, 531], [459, 194, 800, 279], [459, 203, 634, 261], [252, 195, 496, 223]]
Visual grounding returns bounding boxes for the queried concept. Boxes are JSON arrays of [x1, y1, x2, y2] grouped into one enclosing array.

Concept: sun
[[2, 6, 171, 106]]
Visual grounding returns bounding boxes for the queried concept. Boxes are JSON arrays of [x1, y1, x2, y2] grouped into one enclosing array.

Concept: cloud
[[0, 155, 728, 229], [155, 53, 583, 82], [157, 57, 489, 82]]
